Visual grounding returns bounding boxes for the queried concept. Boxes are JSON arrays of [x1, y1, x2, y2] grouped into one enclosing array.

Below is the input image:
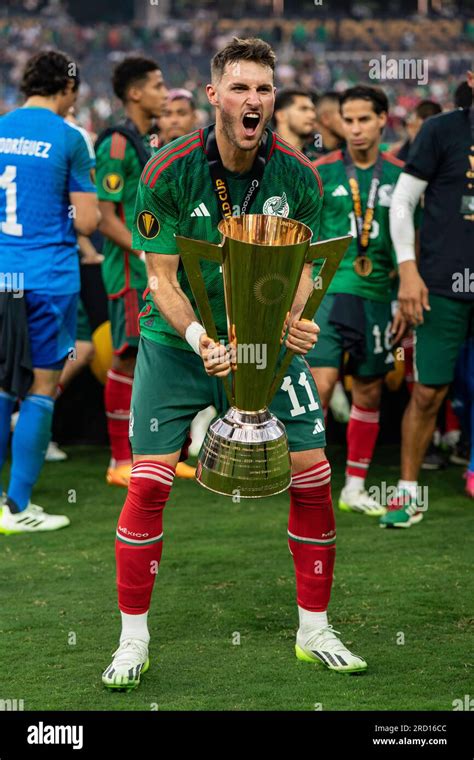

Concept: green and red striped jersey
[[96, 130, 155, 297], [132, 126, 323, 350], [313, 149, 406, 303]]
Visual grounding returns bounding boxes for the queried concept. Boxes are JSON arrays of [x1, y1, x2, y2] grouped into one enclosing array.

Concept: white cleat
[[329, 380, 350, 423], [0, 502, 70, 534], [102, 639, 150, 692], [338, 486, 386, 517], [295, 625, 367, 674], [45, 441, 68, 462]]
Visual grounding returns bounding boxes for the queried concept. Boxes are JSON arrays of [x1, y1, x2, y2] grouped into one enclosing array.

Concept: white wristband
[[139, 251, 146, 262], [396, 245, 416, 264], [185, 321, 206, 355]]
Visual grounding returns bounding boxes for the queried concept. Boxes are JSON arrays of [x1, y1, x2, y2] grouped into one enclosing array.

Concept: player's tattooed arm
[[281, 262, 320, 355], [145, 252, 231, 376]]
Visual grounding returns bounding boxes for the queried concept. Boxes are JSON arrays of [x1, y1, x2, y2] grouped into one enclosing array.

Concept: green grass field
[[1, 444, 473, 711]]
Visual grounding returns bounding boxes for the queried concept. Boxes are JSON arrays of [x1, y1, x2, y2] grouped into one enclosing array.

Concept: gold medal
[[353, 256, 373, 277]]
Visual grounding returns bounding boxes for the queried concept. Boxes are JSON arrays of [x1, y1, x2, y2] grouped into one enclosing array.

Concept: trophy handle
[[267, 235, 352, 403], [176, 235, 233, 406]]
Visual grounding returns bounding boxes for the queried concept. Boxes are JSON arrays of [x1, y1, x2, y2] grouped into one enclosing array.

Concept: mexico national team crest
[[137, 210, 160, 239], [103, 172, 124, 193], [263, 192, 290, 217]]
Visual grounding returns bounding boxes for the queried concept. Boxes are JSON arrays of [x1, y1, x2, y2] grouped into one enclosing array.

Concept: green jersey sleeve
[[132, 164, 179, 254], [95, 133, 129, 202], [294, 163, 323, 242]]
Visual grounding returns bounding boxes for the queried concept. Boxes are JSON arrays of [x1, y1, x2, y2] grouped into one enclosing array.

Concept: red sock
[[445, 400, 460, 434], [116, 460, 175, 614], [288, 461, 335, 612], [345, 404, 380, 480], [105, 369, 133, 466]]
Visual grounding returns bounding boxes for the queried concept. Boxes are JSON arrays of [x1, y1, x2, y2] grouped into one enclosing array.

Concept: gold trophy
[[176, 214, 350, 498]]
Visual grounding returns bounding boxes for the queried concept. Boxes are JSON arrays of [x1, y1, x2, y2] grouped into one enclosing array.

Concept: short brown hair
[[211, 37, 276, 82]]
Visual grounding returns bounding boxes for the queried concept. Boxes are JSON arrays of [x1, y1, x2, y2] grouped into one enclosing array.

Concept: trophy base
[[195, 407, 291, 498]]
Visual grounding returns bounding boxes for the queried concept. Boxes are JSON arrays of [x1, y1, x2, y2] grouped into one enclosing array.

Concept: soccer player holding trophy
[[102, 38, 367, 691]]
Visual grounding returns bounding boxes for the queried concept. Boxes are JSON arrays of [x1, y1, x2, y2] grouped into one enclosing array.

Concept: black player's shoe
[[421, 442, 446, 471], [449, 438, 470, 467]]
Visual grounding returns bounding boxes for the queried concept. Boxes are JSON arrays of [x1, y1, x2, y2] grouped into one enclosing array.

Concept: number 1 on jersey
[[0, 165, 23, 237]]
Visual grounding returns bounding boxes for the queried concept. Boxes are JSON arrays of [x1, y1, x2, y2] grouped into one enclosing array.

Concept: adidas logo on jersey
[[332, 185, 349, 197], [191, 203, 211, 217], [313, 419, 325, 434]]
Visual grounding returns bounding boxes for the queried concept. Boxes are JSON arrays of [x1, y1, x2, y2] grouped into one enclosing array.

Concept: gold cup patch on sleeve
[[103, 173, 124, 193], [137, 210, 160, 239]]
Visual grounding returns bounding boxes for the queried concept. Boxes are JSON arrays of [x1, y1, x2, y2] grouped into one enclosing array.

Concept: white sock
[[398, 479, 418, 499], [120, 611, 150, 644], [345, 475, 365, 491], [298, 605, 328, 633]]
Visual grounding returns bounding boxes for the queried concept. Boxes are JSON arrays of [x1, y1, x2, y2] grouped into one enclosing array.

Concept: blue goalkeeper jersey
[[0, 106, 96, 294]]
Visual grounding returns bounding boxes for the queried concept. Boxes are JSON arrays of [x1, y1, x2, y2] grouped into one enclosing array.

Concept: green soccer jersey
[[96, 130, 154, 297], [313, 149, 405, 303], [132, 127, 324, 351]]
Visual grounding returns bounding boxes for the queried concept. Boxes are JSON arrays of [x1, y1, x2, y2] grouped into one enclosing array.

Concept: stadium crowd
[[0, 2, 473, 137]]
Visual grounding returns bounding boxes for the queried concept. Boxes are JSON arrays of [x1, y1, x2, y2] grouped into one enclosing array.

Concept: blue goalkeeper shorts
[[24, 291, 78, 369]]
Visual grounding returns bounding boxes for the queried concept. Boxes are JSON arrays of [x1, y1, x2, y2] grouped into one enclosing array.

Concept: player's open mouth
[[242, 112, 261, 137]]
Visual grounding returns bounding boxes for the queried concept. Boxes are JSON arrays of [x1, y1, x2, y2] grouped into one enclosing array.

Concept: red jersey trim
[[138, 303, 152, 334], [124, 288, 140, 339], [268, 131, 277, 161], [113, 341, 131, 356], [142, 132, 201, 184], [110, 132, 127, 160], [380, 150, 405, 168], [147, 142, 202, 188], [313, 149, 344, 167]]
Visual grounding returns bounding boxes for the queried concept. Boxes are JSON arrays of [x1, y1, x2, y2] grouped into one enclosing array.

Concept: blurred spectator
[[158, 88, 198, 145], [394, 100, 442, 161], [454, 80, 473, 108], [313, 91, 345, 155], [273, 87, 316, 151]]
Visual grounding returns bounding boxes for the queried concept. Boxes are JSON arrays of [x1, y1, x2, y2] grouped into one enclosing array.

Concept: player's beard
[[288, 118, 315, 142], [219, 106, 268, 152], [289, 121, 314, 142], [297, 127, 315, 142]]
